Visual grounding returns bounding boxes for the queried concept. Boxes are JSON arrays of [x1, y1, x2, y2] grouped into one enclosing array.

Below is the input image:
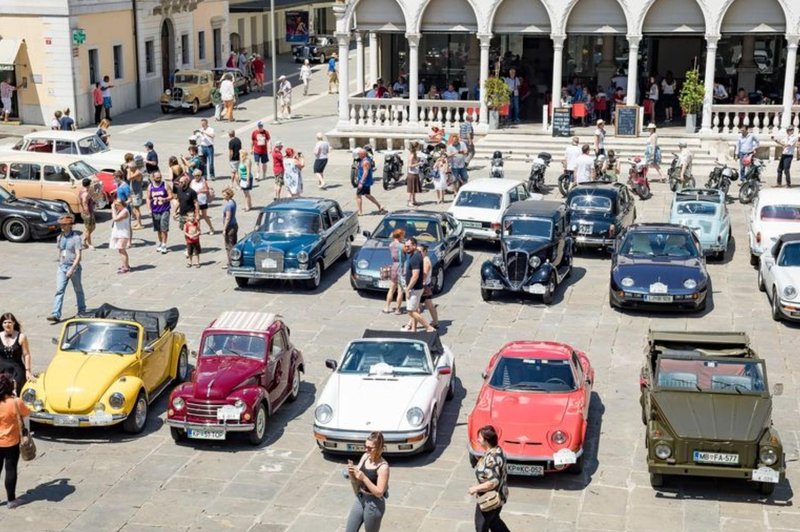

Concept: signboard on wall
[[615, 106, 639, 137], [552, 108, 572, 138], [72, 29, 86, 46], [285, 11, 309, 43]]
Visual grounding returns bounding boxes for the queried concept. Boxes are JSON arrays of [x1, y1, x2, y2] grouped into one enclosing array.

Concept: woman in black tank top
[[345, 431, 390, 532], [0, 313, 32, 396]]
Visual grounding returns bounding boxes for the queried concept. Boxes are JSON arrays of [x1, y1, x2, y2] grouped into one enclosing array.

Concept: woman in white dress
[[109, 199, 131, 274], [300, 60, 312, 96], [283, 148, 304, 198], [278, 75, 293, 119], [432, 154, 450, 204]]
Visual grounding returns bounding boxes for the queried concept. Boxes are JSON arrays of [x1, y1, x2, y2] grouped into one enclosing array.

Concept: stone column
[[551, 34, 566, 125], [782, 35, 799, 128], [738, 35, 758, 93], [479, 33, 492, 126], [355, 32, 365, 94], [407, 33, 421, 125], [596, 35, 616, 90], [701, 35, 719, 134], [369, 32, 379, 86], [336, 31, 351, 124], [626, 35, 641, 106]]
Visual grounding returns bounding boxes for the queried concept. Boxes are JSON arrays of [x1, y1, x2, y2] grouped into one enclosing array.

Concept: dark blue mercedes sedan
[[609, 224, 709, 312]]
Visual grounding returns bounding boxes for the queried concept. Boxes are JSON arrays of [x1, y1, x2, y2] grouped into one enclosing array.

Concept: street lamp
[[270, 0, 278, 123]]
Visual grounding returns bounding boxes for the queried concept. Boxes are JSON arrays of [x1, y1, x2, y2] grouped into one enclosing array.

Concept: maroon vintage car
[[166, 311, 304, 445]]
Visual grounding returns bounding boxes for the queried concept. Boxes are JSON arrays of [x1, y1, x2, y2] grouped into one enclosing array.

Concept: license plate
[[88, 412, 113, 425], [346, 443, 366, 452], [462, 221, 482, 229], [649, 282, 668, 294], [693, 451, 739, 465], [261, 258, 277, 269], [506, 463, 544, 476], [645, 295, 674, 303], [752, 466, 780, 483], [376, 280, 391, 289], [169, 101, 183, 108], [578, 224, 593, 235], [527, 284, 546, 294], [216, 405, 243, 421], [553, 449, 577, 466], [188, 428, 226, 440], [53, 416, 80, 427]]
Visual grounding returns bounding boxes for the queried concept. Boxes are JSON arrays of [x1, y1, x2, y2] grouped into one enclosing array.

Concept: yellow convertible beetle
[[21, 303, 189, 434]]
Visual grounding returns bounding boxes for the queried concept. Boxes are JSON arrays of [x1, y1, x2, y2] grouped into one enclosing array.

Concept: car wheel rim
[[436, 269, 444, 291], [178, 350, 188, 380], [430, 418, 437, 446], [135, 397, 147, 429], [314, 264, 321, 286], [256, 407, 266, 438], [292, 368, 300, 397], [6, 220, 25, 239], [345, 240, 352, 258]]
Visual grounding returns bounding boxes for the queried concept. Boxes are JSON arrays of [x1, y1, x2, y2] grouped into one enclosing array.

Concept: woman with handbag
[[345, 431, 390, 532], [382, 229, 405, 315], [0, 373, 32, 509], [417, 243, 439, 328], [468, 425, 510, 532]]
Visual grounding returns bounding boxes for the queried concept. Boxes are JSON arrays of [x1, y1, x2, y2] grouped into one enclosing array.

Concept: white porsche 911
[[313, 330, 455, 454], [758, 233, 800, 322]]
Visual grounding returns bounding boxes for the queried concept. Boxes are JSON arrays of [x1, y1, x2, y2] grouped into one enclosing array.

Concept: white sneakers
[[156, 243, 168, 254]]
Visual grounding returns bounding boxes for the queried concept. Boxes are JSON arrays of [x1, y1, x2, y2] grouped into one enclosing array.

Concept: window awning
[[0, 39, 20, 71]]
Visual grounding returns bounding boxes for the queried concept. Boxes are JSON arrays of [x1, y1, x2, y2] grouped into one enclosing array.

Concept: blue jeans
[[52, 264, 86, 320], [738, 152, 748, 181], [201, 145, 215, 178], [510, 95, 520, 122]]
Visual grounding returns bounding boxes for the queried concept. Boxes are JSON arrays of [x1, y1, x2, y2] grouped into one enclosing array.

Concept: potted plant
[[484, 77, 510, 130], [679, 69, 705, 133]]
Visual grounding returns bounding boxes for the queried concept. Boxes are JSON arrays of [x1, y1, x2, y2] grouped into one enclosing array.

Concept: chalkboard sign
[[615, 105, 639, 137], [552, 107, 572, 138]]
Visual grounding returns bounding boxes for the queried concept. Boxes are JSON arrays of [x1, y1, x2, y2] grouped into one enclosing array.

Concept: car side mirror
[[585, 377, 592, 386], [362, 230, 371, 238], [437, 366, 452, 375], [773, 383, 783, 396], [481, 371, 488, 379], [51, 337, 58, 345], [325, 359, 338, 371], [190, 350, 198, 358]]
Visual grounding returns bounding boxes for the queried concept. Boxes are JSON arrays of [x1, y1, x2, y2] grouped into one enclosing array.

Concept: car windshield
[[372, 218, 442, 242], [0, 185, 12, 202], [175, 74, 199, 84], [676, 201, 718, 216], [68, 161, 98, 180], [502, 217, 552, 239], [78, 136, 108, 155], [489, 357, 576, 392], [655, 357, 765, 394], [760, 204, 800, 221], [60, 321, 140, 354], [257, 211, 321, 234], [455, 191, 502, 210], [778, 242, 800, 266], [619, 231, 700, 258], [201, 333, 266, 360], [569, 195, 613, 212], [338, 340, 431, 375]]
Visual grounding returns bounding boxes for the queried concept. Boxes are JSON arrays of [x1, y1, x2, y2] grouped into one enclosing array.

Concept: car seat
[[657, 371, 698, 389], [710, 375, 752, 391]]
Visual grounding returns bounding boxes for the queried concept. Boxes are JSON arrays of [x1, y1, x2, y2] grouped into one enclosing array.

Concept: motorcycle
[[667, 152, 696, 192], [706, 161, 737, 196], [491, 150, 505, 179], [627, 156, 652, 199], [528, 152, 551, 192], [594, 155, 615, 183], [382, 151, 404, 190], [350, 145, 375, 188], [738, 153, 764, 204]]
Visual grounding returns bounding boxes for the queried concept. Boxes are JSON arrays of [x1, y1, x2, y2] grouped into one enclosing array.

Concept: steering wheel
[[546, 377, 568, 386], [417, 232, 434, 241]]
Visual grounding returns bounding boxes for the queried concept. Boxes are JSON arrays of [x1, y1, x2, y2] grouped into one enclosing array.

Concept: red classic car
[[467, 341, 594, 476], [166, 311, 304, 445]]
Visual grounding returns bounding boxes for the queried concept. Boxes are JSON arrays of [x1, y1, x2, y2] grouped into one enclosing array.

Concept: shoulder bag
[[476, 450, 503, 512], [14, 399, 36, 461]]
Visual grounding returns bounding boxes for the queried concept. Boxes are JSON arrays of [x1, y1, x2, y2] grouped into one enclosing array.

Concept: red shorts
[[255, 73, 265, 83]]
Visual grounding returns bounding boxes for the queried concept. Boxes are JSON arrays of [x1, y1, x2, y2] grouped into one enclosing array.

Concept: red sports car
[[467, 341, 594, 476]]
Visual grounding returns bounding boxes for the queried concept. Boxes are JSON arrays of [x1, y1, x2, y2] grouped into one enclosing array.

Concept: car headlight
[[406, 407, 425, 427], [109, 392, 125, 409], [528, 256, 541, 268], [164, 89, 171, 96], [22, 389, 36, 404], [357, 259, 369, 269], [491, 255, 504, 268], [171, 397, 185, 411], [234, 399, 245, 409], [297, 251, 309, 263], [94, 402, 106, 412], [315, 404, 333, 424], [683, 279, 698, 290], [40, 212, 48, 222], [32, 400, 43, 411], [760, 447, 778, 466], [230, 248, 242, 260], [571, 224, 578, 232], [551, 430, 569, 445], [654, 442, 672, 460], [783, 286, 797, 299], [621, 277, 634, 288]]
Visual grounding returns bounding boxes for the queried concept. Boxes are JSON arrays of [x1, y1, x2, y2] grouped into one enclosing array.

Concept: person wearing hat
[[251, 121, 271, 181], [644, 123, 664, 180], [48, 215, 86, 322], [328, 53, 339, 94], [277, 75, 293, 119], [772, 125, 798, 188], [594, 119, 606, 156]]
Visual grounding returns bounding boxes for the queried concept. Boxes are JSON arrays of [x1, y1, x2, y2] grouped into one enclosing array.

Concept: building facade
[[331, 0, 800, 139]]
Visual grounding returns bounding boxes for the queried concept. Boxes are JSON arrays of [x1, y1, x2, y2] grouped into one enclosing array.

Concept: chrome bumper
[[574, 235, 613, 246], [30, 411, 127, 427], [228, 267, 316, 280], [469, 445, 584, 463], [313, 425, 428, 454], [463, 227, 498, 241], [166, 419, 255, 433]]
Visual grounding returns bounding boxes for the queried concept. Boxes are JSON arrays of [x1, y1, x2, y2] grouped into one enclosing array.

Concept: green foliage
[[679, 69, 705, 115], [484, 77, 510, 110]]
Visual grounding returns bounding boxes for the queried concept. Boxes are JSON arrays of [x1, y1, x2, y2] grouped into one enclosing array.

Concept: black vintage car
[[566, 182, 636, 249], [292, 36, 337, 64], [0, 184, 69, 242], [480, 201, 573, 304]]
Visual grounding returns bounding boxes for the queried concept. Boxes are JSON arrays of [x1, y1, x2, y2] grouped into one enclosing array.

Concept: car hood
[[4, 196, 65, 216], [43, 353, 136, 413], [192, 355, 264, 400], [240, 232, 320, 254], [488, 389, 575, 429], [672, 216, 719, 236], [653, 391, 771, 441], [613, 257, 706, 287], [354, 239, 442, 269]]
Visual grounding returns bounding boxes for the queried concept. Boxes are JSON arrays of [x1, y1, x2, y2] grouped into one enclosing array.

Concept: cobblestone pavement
[[0, 59, 798, 532]]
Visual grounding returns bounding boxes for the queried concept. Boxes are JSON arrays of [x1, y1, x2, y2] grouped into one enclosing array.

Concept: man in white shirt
[[735, 125, 759, 181], [562, 136, 581, 182], [197, 118, 216, 179], [574, 144, 595, 185], [772, 125, 798, 187], [220, 74, 235, 122], [504, 68, 521, 123]]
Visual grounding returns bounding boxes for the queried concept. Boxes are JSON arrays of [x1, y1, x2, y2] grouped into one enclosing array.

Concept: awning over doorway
[[0, 39, 20, 72], [355, 0, 406, 32], [720, 0, 785, 33], [420, 0, 478, 32], [566, 0, 626, 34], [642, 0, 705, 34], [493, 0, 551, 34]]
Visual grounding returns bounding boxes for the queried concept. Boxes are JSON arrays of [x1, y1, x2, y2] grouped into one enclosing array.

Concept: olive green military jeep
[[640, 330, 785, 495]]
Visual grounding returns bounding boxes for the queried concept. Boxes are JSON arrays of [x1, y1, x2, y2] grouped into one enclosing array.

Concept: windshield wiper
[[508, 383, 543, 390]]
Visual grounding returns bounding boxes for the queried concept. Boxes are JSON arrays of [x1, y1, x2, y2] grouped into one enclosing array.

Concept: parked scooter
[[706, 160, 737, 196], [490, 150, 505, 179], [627, 156, 652, 199], [350, 145, 375, 188], [667, 152, 696, 192], [738, 153, 764, 204], [527, 152, 551, 192], [382, 150, 404, 190]]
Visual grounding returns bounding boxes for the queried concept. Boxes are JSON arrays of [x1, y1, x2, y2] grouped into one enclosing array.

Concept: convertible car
[[467, 341, 594, 475], [748, 188, 800, 266], [351, 210, 465, 294], [21, 304, 188, 434], [0, 184, 68, 242], [758, 233, 800, 322], [609, 224, 709, 311], [669, 188, 730, 259], [229, 198, 358, 290], [566, 182, 636, 249], [313, 330, 455, 455]]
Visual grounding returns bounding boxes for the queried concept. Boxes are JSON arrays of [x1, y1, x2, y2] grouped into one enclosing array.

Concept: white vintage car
[[448, 178, 540, 242], [7, 131, 143, 174], [313, 330, 455, 454], [758, 232, 800, 322], [748, 188, 800, 265]]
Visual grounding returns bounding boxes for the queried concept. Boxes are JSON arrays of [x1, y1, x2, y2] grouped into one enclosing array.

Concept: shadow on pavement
[[15, 478, 76, 505]]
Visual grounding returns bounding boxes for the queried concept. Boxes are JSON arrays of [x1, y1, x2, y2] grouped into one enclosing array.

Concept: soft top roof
[[567, 183, 622, 198], [361, 329, 443, 356], [674, 188, 723, 203], [92, 303, 179, 341], [648, 330, 754, 358], [776, 232, 800, 246]]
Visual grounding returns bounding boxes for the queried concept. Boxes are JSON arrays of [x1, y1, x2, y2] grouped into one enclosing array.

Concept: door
[[42, 164, 76, 206], [141, 328, 172, 393], [319, 209, 335, 267], [8, 162, 42, 200], [327, 205, 346, 259], [266, 330, 288, 406], [553, 216, 566, 265], [161, 19, 175, 90], [213, 28, 222, 68]]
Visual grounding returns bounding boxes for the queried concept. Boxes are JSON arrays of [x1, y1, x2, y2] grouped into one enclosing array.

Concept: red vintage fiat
[[167, 311, 304, 445]]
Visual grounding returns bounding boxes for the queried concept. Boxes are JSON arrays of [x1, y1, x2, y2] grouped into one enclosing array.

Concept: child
[[432, 155, 450, 204], [183, 212, 201, 268]]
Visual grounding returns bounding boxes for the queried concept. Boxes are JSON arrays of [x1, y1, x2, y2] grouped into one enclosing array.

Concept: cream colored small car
[[160, 70, 214, 114]]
